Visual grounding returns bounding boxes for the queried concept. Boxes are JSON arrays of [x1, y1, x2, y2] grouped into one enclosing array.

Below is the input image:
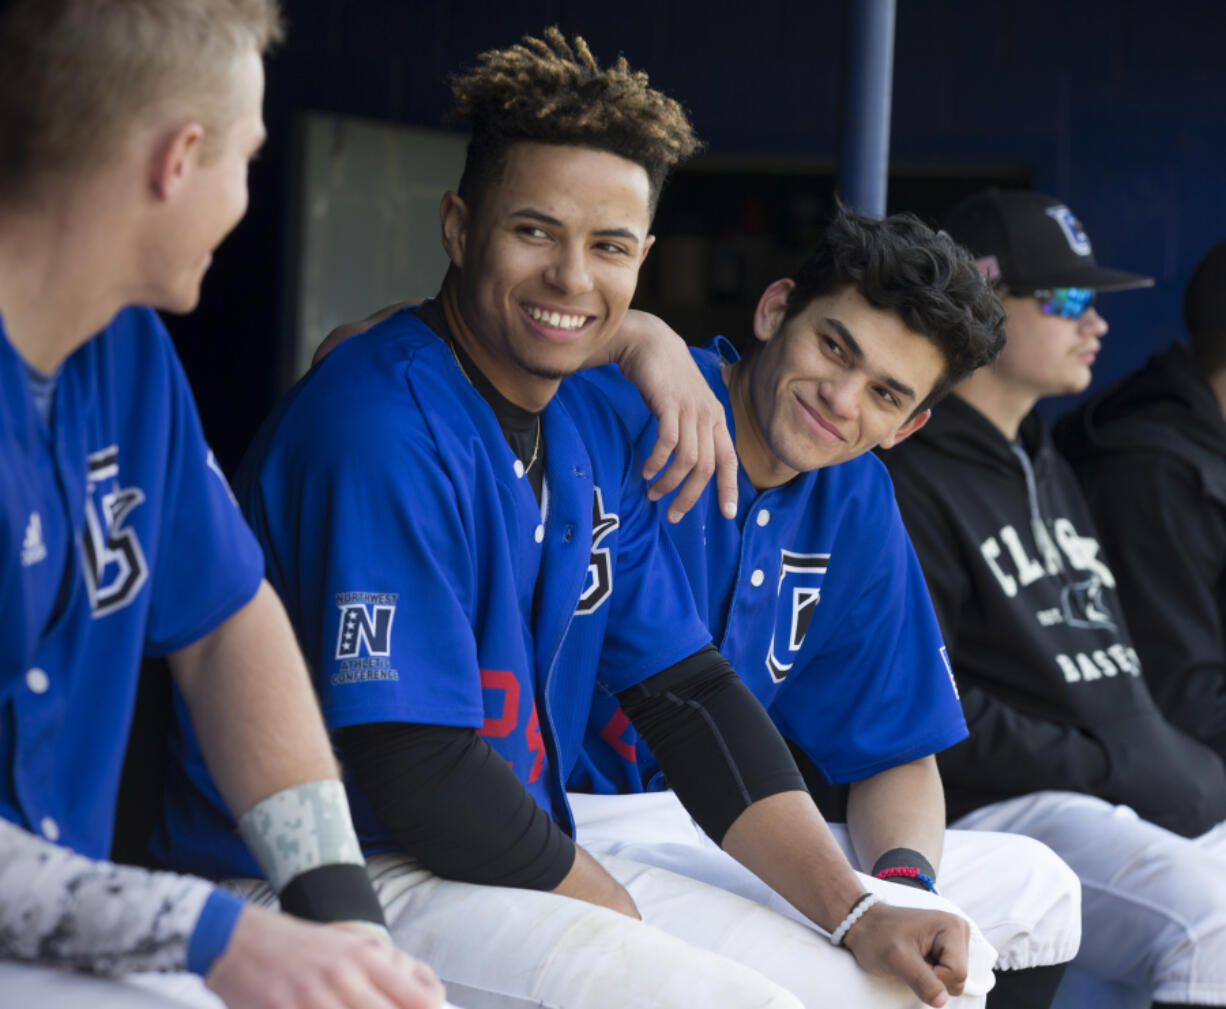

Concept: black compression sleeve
[[335, 722, 574, 890], [616, 645, 807, 845]]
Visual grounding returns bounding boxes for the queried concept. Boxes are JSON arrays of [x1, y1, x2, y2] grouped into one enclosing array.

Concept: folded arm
[[620, 646, 970, 1008]]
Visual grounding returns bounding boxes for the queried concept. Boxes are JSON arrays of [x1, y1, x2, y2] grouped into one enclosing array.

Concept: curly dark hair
[[778, 206, 1007, 413], [450, 27, 701, 216]]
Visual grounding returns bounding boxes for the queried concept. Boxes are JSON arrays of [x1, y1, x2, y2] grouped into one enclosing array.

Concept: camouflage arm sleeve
[[236, 779, 366, 893], [0, 818, 215, 975]]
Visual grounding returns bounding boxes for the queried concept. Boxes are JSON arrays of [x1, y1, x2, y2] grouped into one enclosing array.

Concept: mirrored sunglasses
[[1034, 287, 1096, 320]]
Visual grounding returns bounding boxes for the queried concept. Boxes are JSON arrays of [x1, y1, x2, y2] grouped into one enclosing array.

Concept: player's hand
[[312, 301, 417, 367], [611, 310, 738, 523], [550, 844, 641, 919], [206, 904, 446, 1009], [841, 903, 970, 1008]]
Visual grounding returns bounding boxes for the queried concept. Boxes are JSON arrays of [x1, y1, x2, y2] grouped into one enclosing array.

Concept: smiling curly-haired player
[[159, 26, 997, 1009]]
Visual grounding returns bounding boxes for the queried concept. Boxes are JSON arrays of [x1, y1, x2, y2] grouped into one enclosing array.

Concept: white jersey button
[[750, 569, 765, 587], [40, 817, 60, 842], [534, 524, 545, 543], [26, 668, 49, 694], [513, 459, 526, 479], [756, 509, 771, 527]]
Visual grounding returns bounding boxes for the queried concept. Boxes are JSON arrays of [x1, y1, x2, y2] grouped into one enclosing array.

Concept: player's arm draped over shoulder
[[313, 304, 737, 521]]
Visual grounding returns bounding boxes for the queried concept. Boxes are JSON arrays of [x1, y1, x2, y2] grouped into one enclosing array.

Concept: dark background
[[168, 0, 1226, 474]]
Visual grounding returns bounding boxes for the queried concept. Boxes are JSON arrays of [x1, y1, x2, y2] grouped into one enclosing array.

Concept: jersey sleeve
[[244, 401, 485, 731], [771, 487, 968, 782], [143, 323, 263, 655]]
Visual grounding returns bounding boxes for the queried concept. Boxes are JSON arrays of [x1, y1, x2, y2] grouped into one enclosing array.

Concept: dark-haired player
[[570, 207, 1082, 1009], [0, 2, 446, 1007], [161, 28, 988, 1009]]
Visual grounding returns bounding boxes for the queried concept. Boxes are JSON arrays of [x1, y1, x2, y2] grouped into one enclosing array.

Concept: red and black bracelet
[[871, 847, 938, 894]]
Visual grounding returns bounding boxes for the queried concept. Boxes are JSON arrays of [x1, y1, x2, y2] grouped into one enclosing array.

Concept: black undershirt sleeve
[[616, 644, 807, 846], [334, 722, 575, 890]]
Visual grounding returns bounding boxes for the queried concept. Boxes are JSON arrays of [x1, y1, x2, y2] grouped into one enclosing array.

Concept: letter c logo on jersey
[[576, 487, 619, 616], [766, 550, 830, 683], [81, 445, 149, 617]]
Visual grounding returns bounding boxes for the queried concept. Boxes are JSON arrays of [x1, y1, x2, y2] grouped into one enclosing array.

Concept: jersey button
[[513, 459, 526, 479], [40, 817, 60, 842], [750, 569, 765, 587], [534, 524, 545, 543], [25, 668, 49, 695], [756, 509, 771, 527]]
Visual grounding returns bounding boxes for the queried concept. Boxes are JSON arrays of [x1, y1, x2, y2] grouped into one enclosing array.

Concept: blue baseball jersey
[[569, 338, 967, 795], [0, 307, 264, 859], [157, 309, 710, 880]]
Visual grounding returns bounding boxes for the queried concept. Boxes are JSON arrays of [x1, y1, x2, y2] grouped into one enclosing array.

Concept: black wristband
[[278, 863, 387, 926], [871, 847, 938, 892]]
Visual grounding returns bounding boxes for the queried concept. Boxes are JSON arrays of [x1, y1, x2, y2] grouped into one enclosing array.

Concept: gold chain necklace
[[446, 338, 542, 474]]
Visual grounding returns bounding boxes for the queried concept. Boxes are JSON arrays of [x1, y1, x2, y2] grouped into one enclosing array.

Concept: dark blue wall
[[174, 0, 1226, 466]]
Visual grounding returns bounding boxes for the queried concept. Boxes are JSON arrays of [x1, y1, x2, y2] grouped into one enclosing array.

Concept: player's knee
[[1001, 840, 1081, 968], [1018, 835, 1081, 909]]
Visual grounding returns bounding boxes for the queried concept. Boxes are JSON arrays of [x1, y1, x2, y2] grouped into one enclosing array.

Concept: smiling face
[[731, 280, 946, 486], [994, 293, 1108, 397], [441, 141, 655, 410]]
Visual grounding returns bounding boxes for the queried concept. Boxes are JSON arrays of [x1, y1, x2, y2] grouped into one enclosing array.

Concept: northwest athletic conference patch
[[333, 592, 400, 684], [335, 593, 397, 658], [766, 550, 831, 682]]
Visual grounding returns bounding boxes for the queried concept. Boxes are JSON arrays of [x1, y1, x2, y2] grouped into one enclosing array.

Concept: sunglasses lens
[[1038, 287, 1096, 319]]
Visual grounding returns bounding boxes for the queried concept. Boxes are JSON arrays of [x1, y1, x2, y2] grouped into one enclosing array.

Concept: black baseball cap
[[942, 188, 1153, 293]]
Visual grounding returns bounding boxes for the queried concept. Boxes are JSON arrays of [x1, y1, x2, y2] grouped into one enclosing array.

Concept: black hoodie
[[1056, 342, 1226, 761], [882, 393, 1226, 837]]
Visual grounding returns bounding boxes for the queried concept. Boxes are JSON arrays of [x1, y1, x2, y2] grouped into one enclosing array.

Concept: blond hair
[[452, 27, 702, 215], [0, 0, 283, 203]]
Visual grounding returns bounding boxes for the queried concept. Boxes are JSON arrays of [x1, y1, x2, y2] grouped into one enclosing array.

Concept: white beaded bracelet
[[829, 892, 884, 946]]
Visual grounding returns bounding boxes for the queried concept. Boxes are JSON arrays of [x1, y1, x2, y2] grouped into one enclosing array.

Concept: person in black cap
[[1056, 238, 1226, 768], [881, 189, 1226, 1007]]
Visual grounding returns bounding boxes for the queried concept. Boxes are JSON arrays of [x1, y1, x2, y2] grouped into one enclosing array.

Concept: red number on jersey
[[478, 668, 519, 737]]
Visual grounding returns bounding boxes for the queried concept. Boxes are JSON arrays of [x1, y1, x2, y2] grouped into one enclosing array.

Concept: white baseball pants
[[228, 842, 993, 1009], [955, 790, 1226, 1005], [568, 790, 1080, 973]]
